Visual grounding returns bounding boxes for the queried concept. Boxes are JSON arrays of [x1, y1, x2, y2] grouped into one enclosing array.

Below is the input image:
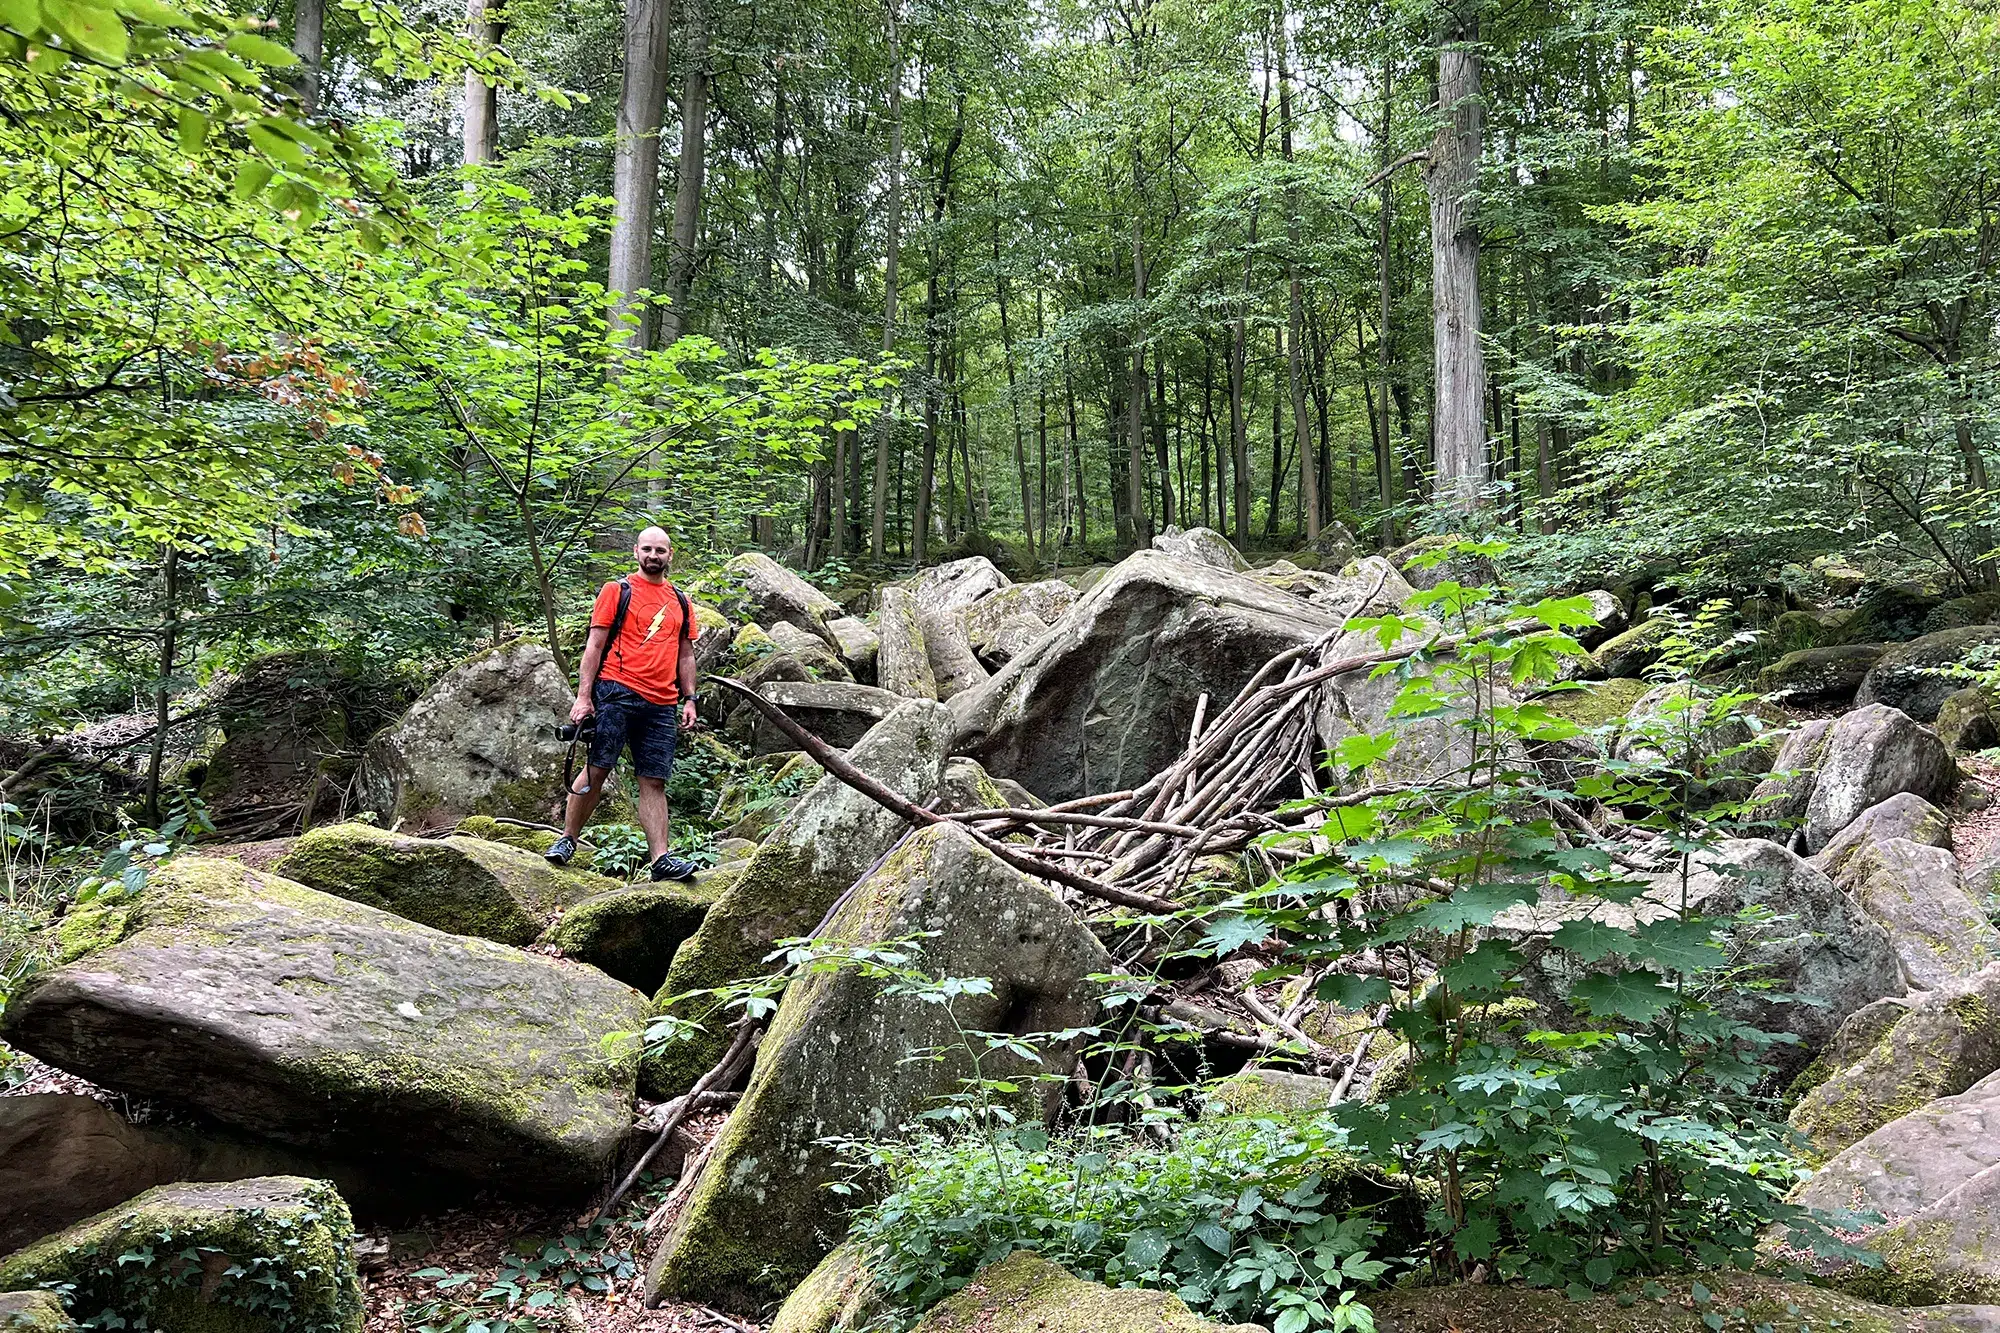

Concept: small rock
[[1591, 618, 1672, 679], [825, 616, 880, 683], [1811, 791, 1953, 886], [1208, 1068, 1338, 1116], [1844, 839, 1999, 990]]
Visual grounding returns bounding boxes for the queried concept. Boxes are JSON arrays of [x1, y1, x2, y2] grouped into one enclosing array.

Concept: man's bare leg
[[635, 775, 672, 862], [562, 765, 613, 841]]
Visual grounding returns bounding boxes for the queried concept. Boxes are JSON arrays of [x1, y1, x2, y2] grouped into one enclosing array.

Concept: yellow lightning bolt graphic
[[643, 606, 668, 642]]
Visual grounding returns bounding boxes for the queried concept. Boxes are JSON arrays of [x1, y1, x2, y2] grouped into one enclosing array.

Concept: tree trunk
[[1276, 1, 1318, 543], [870, 2, 902, 561], [461, 0, 503, 164], [1229, 313, 1250, 547], [994, 219, 1035, 563], [1427, 1, 1488, 512], [658, 0, 710, 344], [144, 545, 179, 827], [607, 0, 674, 348], [1124, 215, 1148, 551], [1064, 344, 1085, 550], [291, 0, 324, 112]]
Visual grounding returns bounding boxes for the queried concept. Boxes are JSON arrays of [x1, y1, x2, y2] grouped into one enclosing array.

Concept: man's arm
[[572, 625, 611, 722], [676, 620, 698, 727]]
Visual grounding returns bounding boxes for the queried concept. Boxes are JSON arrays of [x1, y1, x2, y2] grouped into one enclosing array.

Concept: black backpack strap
[[602, 578, 634, 665], [673, 584, 692, 638]]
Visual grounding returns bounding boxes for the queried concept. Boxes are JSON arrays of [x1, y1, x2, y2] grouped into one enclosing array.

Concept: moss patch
[[1368, 1273, 1922, 1333], [912, 1252, 1262, 1333], [0, 1292, 74, 1333], [540, 881, 723, 993]]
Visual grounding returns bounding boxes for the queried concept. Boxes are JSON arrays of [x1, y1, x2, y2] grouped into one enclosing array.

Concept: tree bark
[[607, 0, 674, 348], [1375, 43, 1398, 547], [658, 0, 710, 344], [1427, 1, 1488, 512], [871, 2, 903, 561], [1276, 0, 1318, 543], [291, 0, 324, 113], [143, 545, 179, 827], [461, 0, 503, 164], [994, 219, 1035, 563]]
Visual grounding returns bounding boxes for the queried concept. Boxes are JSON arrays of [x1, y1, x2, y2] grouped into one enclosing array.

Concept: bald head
[[633, 527, 672, 580]]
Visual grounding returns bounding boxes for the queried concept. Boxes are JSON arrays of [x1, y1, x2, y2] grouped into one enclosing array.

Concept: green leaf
[[111, 0, 192, 26], [1550, 918, 1632, 964], [1198, 913, 1269, 957], [1572, 969, 1678, 1022], [1584, 1256, 1616, 1286], [0, 0, 43, 36], [44, 0, 127, 62], [1122, 1229, 1169, 1271], [231, 159, 273, 200], [224, 29, 296, 64], [1630, 917, 1726, 973], [1316, 974, 1390, 1010], [247, 121, 308, 165], [175, 106, 207, 152]]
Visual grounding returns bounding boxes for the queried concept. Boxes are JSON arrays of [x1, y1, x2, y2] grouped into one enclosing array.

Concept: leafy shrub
[[588, 825, 650, 880], [405, 1222, 636, 1333]]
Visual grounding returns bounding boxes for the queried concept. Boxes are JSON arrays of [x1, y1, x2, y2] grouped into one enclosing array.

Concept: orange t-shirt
[[591, 578, 700, 705]]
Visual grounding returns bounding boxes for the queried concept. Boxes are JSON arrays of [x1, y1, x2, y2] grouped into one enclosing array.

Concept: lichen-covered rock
[[1387, 534, 1497, 591], [645, 824, 1109, 1311], [1573, 590, 1629, 648], [453, 814, 598, 869], [875, 587, 938, 700], [961, 581, 1079, 657], [766, 1242, 884, 1333], [921, 607, 990, 700], [951, 551, 1345, 802], [1591, 618, 1671, 679], [1611, 682, 1779, 799], [903, 557, 1010, 614], [1837, 583, 1949, 648], [748, 680, 903, 754], [975, 612, 1051, 669], [0, 1177, 362, 1333], [357, 640, 575, 830], [1748, 719, 1836, 839], [1317, 621, 1519, 791], [0, 858, 648, 1197], [1253, 555, 1415, 614], [825, 617, 880, 684], [1758, 643, 1889, 707], [1812, 793, 1955, 886], [722, 552, 843, 649], [643, 699, 954, 1097], [690, 601, 737, 675], [1805, 705, 1958, 854], [1791, 967, 2000, 1160], [1794, 1068, 2000, 1305], [0, 1292, 73, 1333], [1937, 688, 2000, 753], [195, 651, 391, 839], [1843, 839, 1997, 990], [275, 822, 618, 946], [909, 1252, 1265, 1333], [539, 880, 724, 994], [1207, 1068, 1337, 1117], [1926, 595, 2000, 636], [1531, 677, 1652, 731], [767, 621, 856, 683], [1152, 525, 1251, 573], [1859, 627, 2000, 722]]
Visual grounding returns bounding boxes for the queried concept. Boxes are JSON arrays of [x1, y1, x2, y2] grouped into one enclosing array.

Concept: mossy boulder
[[1835, 583, 1948, 648], [747, 681, 902, 755], [690, 600, 738, 675], [1926, 593, 2000, 635], [910, 1251, 1265, 1333], [723, 552, 843, 649], [1843, 838, 1997, 990], [1758, 643, 1889, 707], [642, 698, 955, 1098], [1591, 618, 1671, 679], [825, 616, 881, 684], [1207, 1068, 1337, 1117], [1937, 688, 2000, 753], [1534, 677, 1652, 730], [1772, 608, 1829, 654], [275, 821, 619, 946], [1792, 968, 2000, 1160], [644, 823, 1110, 1312], [0, 1292, 73, 1333], [1812, 792, 1954, 887], [766, 1242, 884, 1333], [902, 556, 1011, 614], [0, 858, 648, 1197], [1858, 626, 2000, 722], [453, 815, 596, 868], [0, 1177, 362, 1333], [1804, 704, 1958, 854], [539, 879, 725, 994]]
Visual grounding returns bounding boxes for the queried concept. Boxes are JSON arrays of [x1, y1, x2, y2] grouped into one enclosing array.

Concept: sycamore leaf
[[1550, 918, 1632, 963], [1572, 969, 1678, 1022], [1198, 913, 1269, 958], [1630, 917, 1726, 973], [1377, 881, 1540, 939], [1316, 974, 1390, 1010]]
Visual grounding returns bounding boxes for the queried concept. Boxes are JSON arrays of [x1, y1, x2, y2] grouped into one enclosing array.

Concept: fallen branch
[[590, 1017, 759, 1226]]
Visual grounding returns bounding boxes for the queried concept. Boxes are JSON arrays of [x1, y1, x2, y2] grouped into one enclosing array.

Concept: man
[[546, 526, 701, 880]]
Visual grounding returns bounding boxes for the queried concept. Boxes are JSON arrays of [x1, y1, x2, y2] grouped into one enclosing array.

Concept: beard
[[638, 556, 668, 574]]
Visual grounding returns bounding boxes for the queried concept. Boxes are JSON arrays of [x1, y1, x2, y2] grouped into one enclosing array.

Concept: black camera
[[557, 716, 597, 743]]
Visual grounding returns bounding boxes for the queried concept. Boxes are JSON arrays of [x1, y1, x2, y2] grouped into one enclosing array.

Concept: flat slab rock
[[0, 857, 648, 1198], [910, 1251, 1264, 1333], [1369, 1274, 2000, 1332]]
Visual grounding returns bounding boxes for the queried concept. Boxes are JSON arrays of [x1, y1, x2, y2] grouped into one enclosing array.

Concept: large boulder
[[0, 858, 648, 1197], [644, 823, 1109, 1311], [961, 580, 1080, 659], [767, 1243, 884, 1333], [1927, 594, 2000, 635], [643, 699, 954, 1097], [875, 587, 939, 700], [1812, 792, 1955, 885], [909, 1252, 1264, 1333], [1758, 643, 1888, 708], [1794, 1069, 2000, 1304], [1152, 525, 1251, 572], [1842, 839, 1999, 991], [1748, 717, 1835, 836], [1610, 683, 1778, 800], [1859, 627, 2000, 722], [922, 607, 992, 700], [975, 613, 1052, 669], [1836, 582, 1949, 646], [1791, 967, 2000, 1159], [0, 1177, 362, 1333], [1804, 705, 1958, 854], [748, 680, 903, 754], [1252, 554, 1414, 615], [274, 822, 617, 946], [1591, 618, 1671, 679], [1937, 688, 2000, 753], [539, 879, 724, 994], [826, 616, 881, 684], [358, 640, 574, 830], [722, 552, 843, 648], [767, 621, 856, 683], [904, 556, 1010, 614], [950, 551, 1347, 802], [0, 1093, 408, 1255]]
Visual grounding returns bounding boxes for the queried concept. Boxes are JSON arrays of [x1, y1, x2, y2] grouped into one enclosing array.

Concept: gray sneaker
[[545, 835, 578, 867], [650, 853, 697, 882]]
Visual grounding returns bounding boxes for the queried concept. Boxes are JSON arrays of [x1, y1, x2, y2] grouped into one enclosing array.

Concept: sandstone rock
[[962, 579, 1080, 647], [644, 699, 954, 1097], [1835, 583, 1948, 646], [358, 640, 574, 829], [690, 601, 737, 675], [1749, 719, 1835, 837], [766, 1242, 884, 1333], [722, 552, 842, 648], [922, 608, 990, 700], [749, 680, 903, 754], [1859, 627, 2000, 722], [2, 858, 648, 1197], [0, 1293, 72, 1333], [1387, 534, 1497, 591], [1927, 594, 2000, 635], [539, 880, 723, 994], [1791, 968, 2000, 1160], [1576, 589, 1629, 648], [909, 1252, 1265, 1333], [767, 621, 856, 683], [1805, 705, 1958, 854], [1207, 1068, 1337, 1116], [1253, 555, 1414, 614], [826, 616, 880, 684], [1794, 1069, 2000, 1304], [904, 556, 1010, 614], [195, 651, 388, 838], [0, 1093, 411, 1255], [645, 823, 1109, 1311], [0, 1177, 362, 1333], [1758, 643, 1889, 707], [1937, 688, 2000, 752], [1152, 525, 1251, 572], [1611, 682, 1778, 800], [1812, 792, 1954, 886], [275, 821, 617, 946], [875, 587, 938, 700], [1592, 618, 1671, 679], [1844, 839, 1999, 990], [951, 552, 1344, 802]]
